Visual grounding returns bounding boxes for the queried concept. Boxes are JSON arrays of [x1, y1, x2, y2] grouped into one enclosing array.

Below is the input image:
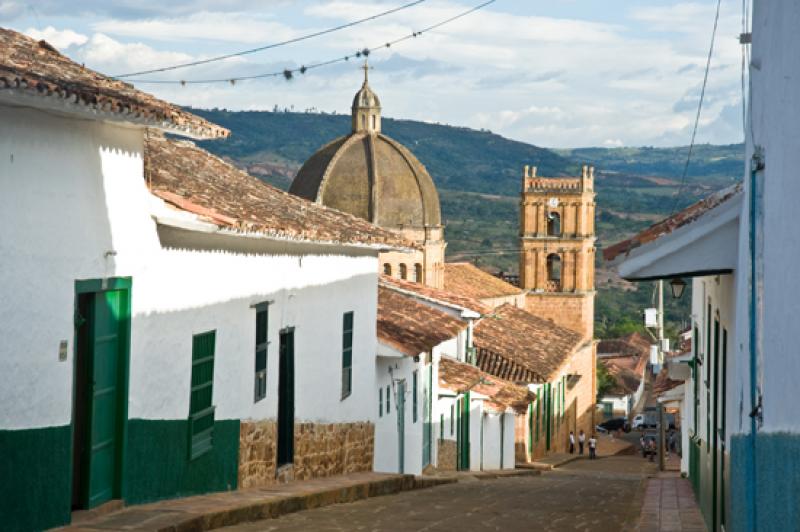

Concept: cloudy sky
[[1, 0, 747, 148]]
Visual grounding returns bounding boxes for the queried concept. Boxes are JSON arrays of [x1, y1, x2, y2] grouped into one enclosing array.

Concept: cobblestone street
[[224, 456, 660, 532]]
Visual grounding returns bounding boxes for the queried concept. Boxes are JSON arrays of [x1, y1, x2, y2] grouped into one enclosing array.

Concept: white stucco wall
[[690, 274, 736, 448], [734, 1, 800, 435], [373, 354, 425, 474], [482, 412, 502, 470], [469, 399, 483, 471], [0, 106, 143, 429], [1, 103, 380, 432]]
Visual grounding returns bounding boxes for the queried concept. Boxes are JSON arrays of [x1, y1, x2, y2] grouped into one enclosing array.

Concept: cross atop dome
[[361, 58, 373, 84], [352, 60, 381, 133]]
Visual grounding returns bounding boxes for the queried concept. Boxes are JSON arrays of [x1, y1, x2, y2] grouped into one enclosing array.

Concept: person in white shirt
[[569, 431, 575, 454], [588, 434, 598, 459], [578, 430, 586, 455]]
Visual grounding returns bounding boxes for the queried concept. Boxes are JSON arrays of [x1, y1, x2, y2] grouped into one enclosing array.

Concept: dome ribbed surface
[[289, 131, 441, 228]]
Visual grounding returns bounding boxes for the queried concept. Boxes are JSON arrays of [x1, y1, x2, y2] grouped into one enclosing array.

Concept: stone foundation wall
[[238, 420, 374, 488], [293, 422, 374, 480], [239, 420, 277, 489], [437, 439, 457, 471], [525, 293, 594, 341]]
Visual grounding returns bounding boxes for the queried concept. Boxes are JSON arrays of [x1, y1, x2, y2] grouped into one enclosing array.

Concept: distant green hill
[[190, 108, 745, 338], [192, 108, 577, 196]]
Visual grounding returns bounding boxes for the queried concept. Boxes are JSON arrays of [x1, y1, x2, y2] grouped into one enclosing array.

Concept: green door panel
[[397, 381, 405, 474], [87, 290, 121, 508]]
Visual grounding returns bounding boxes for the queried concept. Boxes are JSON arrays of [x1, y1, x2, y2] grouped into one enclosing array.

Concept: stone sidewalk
[[59, 472, 455, 532], [636, 473, 706, 531]]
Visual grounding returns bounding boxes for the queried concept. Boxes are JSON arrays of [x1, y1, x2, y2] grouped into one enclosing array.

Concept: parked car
[[596, 417, 630, 433]]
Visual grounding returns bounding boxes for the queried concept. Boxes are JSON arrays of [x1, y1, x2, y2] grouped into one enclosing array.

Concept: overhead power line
[[114, 0, 428, 78], [669, 0, 723, 215], [123, 0, 496, 85]]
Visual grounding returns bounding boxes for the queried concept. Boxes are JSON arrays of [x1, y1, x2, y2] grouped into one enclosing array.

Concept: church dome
[[289, 67, 441, 229]]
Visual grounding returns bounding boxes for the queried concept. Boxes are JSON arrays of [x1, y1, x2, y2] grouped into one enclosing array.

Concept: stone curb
[[59, 475, 457, 532]]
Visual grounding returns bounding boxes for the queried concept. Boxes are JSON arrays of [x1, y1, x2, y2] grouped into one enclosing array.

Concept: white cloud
[[2, 0, 748, 147], [93, 12, 298, 44], [24, 26, 88, 49], [72, 33, 194, 75]]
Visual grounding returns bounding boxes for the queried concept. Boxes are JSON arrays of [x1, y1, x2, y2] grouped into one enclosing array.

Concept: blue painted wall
[[730, 432, 800, 531]]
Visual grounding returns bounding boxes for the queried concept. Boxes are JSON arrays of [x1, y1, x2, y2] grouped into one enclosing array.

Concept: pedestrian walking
[[569, 431, 575, 454], [578, 430, 586, 455], [588, 434, 597, 459]]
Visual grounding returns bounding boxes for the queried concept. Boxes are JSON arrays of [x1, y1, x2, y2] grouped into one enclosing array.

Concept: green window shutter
[[379, 387, 383, 417], [189, 330, 216, 460], [254, 307, 269, 402], [386, 385, 391, 413], [412, 370, 418, 423], [535, 388, 541, 442], [440, 414, 444, 440], [342, 312, 354, 399]]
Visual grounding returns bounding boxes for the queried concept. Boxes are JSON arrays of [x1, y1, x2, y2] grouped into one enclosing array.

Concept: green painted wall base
[[0, 425, 72, 532], [730, 432, 800, 532], [0, 419, 239, 531], [124, 418, 240, 504]]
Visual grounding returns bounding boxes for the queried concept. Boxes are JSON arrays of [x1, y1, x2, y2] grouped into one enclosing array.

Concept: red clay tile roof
[[146, 134, 414, 249], [602, 361, 643, 396], [653, 365, 682, 396], [444, 262, 523, 300], [0, 28, 227, 139], [380, 275, 490, 315], [474, 304, 586, 382], [377, 286, 467, 357], [598, 332, 651, 376], [603, 183, 742, 262], [438, 356, 534, 413]]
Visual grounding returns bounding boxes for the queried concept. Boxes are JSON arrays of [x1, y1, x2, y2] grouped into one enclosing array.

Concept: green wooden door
[[86, 290, 123, 508], [456, 392, 470, 470], [277, 329, 295, 466], [397, 380, 405, 473], [422, 364, 432, 467]]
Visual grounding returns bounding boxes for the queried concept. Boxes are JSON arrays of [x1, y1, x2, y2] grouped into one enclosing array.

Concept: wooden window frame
[[341, 311, 354, 400], [189, 330, 216, 460], [252, 302, 271, 403]]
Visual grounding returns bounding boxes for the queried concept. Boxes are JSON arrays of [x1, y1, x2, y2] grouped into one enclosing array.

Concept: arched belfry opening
[[546, 253, 562, 290], [547, 212, 561, 236]]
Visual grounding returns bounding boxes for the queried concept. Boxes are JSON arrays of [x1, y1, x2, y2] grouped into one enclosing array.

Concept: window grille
[[342, 312, 354, 399]]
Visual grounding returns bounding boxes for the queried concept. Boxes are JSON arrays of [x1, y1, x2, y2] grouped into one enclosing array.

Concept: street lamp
[[670, 277, 687, 299]]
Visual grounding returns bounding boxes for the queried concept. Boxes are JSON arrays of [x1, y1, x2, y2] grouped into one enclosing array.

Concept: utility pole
[[657, 279, 665, 366], [658, 402, 666, 471]]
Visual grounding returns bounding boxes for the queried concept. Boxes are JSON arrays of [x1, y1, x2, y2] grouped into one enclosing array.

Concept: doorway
[[72, 279, 131, 510], [277, 328, 295, 467]]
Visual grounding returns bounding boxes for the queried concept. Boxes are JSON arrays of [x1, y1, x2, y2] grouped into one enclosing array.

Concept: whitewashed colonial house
[[607, 5, 800, 529], [0, 28, 409, 532], [375, 276, 524, 473], [374, 285, 467, 475]]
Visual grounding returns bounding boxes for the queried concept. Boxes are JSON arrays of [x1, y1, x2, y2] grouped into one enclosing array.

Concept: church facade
[[519, 165, 597, 340], [289, 67, 446, 288]]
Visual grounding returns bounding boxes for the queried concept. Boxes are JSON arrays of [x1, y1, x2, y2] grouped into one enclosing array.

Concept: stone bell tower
[[519, 165, 596, 340]]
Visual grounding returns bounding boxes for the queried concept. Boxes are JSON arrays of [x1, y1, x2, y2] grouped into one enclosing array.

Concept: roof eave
[[615, 193, 742, 281], [0, 88, 228, 140], [153, 212, 397, 253]]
